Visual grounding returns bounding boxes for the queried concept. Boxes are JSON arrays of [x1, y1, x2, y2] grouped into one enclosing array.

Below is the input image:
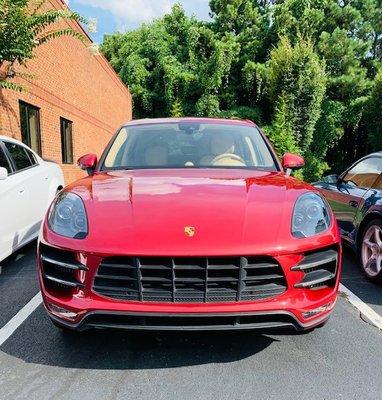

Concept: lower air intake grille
[[93, 256, 287, 303], [40, 244, 86, 292], [292, 248, 338, 289]]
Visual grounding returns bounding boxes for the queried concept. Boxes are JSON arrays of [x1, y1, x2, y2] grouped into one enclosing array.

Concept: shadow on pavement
[[0, 240, 37, 271], [341, 246, 382, 311], [2, 311, 277, 369], [0, 241, 40, 327]]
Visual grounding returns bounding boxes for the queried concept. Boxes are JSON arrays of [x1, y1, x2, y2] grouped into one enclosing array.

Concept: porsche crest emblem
[[184, 226, 196, 237]]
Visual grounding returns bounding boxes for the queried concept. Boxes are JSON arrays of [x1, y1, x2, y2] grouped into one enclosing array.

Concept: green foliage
[[195, 94, 220, 117], [0, 0, 87, 90], [101, 5, 239, 119], [267, 37, 326, 155], [101, 1, 382, 180], [218, 106, 262, 123], [264, 95, 300, 156], [367, 70, 382, 151], [170, 98, 184, 117]]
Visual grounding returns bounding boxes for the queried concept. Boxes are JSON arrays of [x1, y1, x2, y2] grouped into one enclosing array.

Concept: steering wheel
[[211, 153, 246, 166]]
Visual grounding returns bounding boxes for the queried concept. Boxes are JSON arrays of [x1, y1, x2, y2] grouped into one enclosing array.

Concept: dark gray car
[[314, 152, 382, 282]]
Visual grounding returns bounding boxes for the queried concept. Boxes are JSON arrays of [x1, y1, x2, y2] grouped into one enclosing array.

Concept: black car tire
[[358, 219, 382, 283]]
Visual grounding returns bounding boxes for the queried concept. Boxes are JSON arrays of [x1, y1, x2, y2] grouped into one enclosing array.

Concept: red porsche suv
[[38, 118, 341, 332]]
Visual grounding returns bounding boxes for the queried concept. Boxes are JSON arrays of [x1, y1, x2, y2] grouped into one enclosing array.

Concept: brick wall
[[0, 0, 132, 184]]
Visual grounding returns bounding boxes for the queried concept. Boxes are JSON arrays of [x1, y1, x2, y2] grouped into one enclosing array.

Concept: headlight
[[292, 193, 331, 238], [48, 192, 88, 239]]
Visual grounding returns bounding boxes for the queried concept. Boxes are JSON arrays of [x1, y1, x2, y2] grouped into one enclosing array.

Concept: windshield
[[102, 122, 278, 171]]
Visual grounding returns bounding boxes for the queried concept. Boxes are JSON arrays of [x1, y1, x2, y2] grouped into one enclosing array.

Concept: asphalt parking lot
[[0, 243, 381, 400]]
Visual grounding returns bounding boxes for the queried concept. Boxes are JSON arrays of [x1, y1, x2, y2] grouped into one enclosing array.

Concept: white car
[[0, 136, 64, 262]]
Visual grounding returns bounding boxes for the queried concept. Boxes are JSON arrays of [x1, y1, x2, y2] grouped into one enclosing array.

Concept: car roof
[[0, 135, 42, 160], [121, 117, 257, 128], [0, 135, 25, 145]]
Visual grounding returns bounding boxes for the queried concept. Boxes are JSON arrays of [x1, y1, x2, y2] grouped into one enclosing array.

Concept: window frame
[[19, 101, 42, 156], [2, 139, 39, 175], [372, 172, 382, 190], [340, 155, 382, 190], [0, 140, 14, 174], [60, 117, 74, 164]]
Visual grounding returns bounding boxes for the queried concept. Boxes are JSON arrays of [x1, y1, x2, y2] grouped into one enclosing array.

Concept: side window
[[25, 148, 38, 166], [372, 173, 382, 190], [4, 142, 33, 171], [0, 145, 12, 173], [343, 157, 382, 189]]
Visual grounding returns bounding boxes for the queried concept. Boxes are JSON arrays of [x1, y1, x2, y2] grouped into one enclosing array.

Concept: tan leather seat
[[144, 144, 169, 166], [200, 133, 236, 166]]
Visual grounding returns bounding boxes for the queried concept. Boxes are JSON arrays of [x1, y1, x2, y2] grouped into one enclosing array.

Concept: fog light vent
[[47, 303, 78, 321], [302, 301, 335, 318]]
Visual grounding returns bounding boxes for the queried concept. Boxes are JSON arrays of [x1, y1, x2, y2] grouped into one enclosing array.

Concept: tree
[[209, 0, 272, 116], [264, 95, 299, 156], [266, 37, 326, 155], [367, 70, 382, 152], [272, 0, 380, 175], [101, 1, 382, 180], [101, 4, 239, 119], [0, 0, 87, 91]]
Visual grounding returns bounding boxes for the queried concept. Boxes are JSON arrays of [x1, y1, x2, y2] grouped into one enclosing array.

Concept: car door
[[22, 147, 54, 223], [320, 156, 382, 241], [0, 141, 31, 259], [2, 140, 43, 249]]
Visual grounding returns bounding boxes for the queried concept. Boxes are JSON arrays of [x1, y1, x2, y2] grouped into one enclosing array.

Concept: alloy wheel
[[361, 225, 382, 277]]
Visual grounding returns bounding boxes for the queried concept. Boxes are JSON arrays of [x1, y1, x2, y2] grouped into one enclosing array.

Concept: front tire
[[358, 219, 382, 283]]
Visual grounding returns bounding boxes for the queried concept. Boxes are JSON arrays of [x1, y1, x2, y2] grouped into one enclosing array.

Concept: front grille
[[82, 312, 298, 331], [93, 256, 287, 303]]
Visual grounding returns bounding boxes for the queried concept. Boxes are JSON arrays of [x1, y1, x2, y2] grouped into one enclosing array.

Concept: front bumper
[[38, 240, 341, 332], [48, 309, 332, 332]]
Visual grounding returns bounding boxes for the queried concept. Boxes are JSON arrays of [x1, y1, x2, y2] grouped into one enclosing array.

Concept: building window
[[19, 101, 42, 155], [60, 117, 73, 164]]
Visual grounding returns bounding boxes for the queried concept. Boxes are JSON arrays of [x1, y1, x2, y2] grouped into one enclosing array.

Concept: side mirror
[[282, 153, 305, 175], [78, 154, 97, 175], [322, 174, 339, 185], [0, 167, 8, 180]]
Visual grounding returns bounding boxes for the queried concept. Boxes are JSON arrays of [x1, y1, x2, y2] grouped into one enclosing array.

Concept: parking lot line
[[340, 283, 382, 331], [0, 292, 42, 346]]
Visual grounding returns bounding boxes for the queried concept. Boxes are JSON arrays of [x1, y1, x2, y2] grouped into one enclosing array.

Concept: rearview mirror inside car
[[78, 154, 97, 175], [0, 167, 8, 180]]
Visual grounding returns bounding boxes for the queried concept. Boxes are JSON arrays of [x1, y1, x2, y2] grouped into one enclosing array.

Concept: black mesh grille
[[93, 256, 287, 303]]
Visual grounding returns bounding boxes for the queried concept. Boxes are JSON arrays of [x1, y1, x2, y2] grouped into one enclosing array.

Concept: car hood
[[54, 169, 319, 255]]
